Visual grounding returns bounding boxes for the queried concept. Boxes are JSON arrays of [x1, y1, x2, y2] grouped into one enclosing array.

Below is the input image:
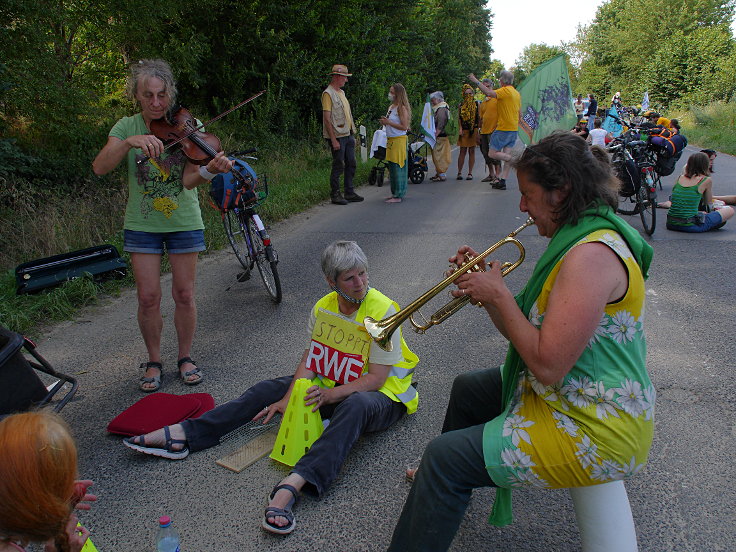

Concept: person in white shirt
[[587, 118, 611, 147]]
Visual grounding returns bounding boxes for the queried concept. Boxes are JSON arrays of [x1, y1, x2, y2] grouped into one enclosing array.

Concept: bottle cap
[[159, 516, 171, 527]]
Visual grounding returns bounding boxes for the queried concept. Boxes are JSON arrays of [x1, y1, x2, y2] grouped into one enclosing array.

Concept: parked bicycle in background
[[209, 148, 282, 303], [608, 128, 659, 236]]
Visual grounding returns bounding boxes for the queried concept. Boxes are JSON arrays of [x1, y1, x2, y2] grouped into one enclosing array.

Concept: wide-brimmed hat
[[329, 64, 352, 77]]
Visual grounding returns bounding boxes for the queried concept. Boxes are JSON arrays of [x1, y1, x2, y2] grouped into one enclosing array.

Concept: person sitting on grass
[[123, 240, 419, 536]]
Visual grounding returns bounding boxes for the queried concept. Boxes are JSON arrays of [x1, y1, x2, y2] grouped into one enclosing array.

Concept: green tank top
[[667, 177, 706, 226]]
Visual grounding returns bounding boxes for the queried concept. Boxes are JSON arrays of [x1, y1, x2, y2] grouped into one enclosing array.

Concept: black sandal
[[262, 483, 299, 535], [177, 356, 203, 386], [138, 361, 163, 392], [123, 426, 190, 460]]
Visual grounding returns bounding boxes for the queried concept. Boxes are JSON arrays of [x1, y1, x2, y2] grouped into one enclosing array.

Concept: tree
[[571, 0, 736, 108], [515, 44, 566, 76]]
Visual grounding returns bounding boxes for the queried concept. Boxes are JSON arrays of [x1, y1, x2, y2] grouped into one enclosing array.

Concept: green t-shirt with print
[[110, 114, 204, 232]]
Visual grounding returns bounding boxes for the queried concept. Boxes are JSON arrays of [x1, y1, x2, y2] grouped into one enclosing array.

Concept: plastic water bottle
[[156, 516, 181, 552]]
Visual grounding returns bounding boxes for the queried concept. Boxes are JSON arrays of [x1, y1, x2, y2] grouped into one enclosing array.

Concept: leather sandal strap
[[270, 483, 299, 504], [265, 507, 294, 523], [162, 426, 187, 452], [177, 357, 195, 369]]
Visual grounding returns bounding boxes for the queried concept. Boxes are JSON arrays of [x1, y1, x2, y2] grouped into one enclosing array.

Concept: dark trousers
[[479, 133, 500, 167], [388, 368, 503, 552], [181, 375, 406, 496], [327, 135, 356, 197]]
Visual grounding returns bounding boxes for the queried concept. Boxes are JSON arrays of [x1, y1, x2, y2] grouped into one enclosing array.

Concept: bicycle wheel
[[246, 215, 282, 303], [223, 210, 253, 270], [638, 185, 656, 235], [617, 192, 638, 216]]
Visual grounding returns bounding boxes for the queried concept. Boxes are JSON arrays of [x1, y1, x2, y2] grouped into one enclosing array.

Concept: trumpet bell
[[364, 316, 394, 352]]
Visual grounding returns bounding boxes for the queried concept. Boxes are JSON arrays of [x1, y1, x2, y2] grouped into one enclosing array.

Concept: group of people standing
[[426, 71, 521, 190], [325, 67, 522, 201]]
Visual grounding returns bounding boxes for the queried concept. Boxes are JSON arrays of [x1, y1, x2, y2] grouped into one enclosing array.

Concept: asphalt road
[[32, 139, 735, 551]]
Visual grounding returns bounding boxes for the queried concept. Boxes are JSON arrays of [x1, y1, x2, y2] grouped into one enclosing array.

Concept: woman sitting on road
[[388, 131, 655, 551], [124, 241, 419, 536], [658, 150, 736, 210], [0, 411, 96, 552], [665, 153, 734, 232]]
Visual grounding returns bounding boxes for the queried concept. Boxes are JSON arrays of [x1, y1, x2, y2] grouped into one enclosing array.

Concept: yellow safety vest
[[309, 289, 419, 414]]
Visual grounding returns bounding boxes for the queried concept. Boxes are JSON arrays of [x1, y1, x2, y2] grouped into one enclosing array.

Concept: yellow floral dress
[[488, 230, 655, 489]]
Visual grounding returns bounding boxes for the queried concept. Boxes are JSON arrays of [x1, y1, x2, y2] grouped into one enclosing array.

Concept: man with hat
[[322, 64, 363, 205]]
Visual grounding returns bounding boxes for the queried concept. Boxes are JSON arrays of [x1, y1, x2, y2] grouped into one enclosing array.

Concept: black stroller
[[0, 325, 78, 417], [368, 131, 429, 187]]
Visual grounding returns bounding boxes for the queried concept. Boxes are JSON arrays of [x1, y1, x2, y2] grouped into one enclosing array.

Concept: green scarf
[[486, 203, 653, 527]]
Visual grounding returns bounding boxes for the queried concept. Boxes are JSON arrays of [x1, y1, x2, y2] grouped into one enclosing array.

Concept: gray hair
[[321, 241, 368, 283], [127, 59, 177, 105], [481, 78, 493, 86], [429, 91, 445, 102], [499, 70, 514, 85]]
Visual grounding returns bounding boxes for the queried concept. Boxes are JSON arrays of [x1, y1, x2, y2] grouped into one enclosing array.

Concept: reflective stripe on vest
[[395, 384, 418, 404]]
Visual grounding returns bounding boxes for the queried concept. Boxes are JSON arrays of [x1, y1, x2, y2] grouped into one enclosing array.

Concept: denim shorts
[[666, 211, 727, 233], [490, 130, 517, 151], [123, 229, 206, 254]]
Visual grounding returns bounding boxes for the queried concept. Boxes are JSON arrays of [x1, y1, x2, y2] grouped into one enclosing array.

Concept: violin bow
[[137, 89, 266, 164]]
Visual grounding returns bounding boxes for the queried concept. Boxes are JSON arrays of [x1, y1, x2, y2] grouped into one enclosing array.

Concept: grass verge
[[0, 141, 372, 337], [674, 100, 736, 155]]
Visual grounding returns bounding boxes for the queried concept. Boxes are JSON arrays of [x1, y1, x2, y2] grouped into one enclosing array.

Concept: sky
[[488, 0, 606, 68]]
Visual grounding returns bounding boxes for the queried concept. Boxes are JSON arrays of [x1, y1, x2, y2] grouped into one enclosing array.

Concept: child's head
[[594, 118, 602, 129], [0, 411, 78, 546]]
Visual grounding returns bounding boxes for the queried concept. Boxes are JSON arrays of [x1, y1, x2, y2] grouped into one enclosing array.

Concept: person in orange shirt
[[469, 71, 521, 190]]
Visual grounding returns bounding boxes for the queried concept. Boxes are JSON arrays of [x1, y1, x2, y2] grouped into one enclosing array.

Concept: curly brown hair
[[513, 131, 618, 226]]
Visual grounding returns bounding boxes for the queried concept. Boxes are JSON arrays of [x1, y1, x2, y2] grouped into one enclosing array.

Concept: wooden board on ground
[[215, 428, 277, 473]]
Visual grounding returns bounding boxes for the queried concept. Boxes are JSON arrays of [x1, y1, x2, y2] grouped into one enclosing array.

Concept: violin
[[136, 90, 266, 166], [150, 106, 221, 166]]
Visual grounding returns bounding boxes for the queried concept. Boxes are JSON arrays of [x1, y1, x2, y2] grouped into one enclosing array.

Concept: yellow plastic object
[[78, 523, 99, 551], [269, 378, 323, 466]]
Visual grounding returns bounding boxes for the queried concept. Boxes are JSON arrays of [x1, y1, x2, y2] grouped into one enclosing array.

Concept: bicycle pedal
[[237, 271, 251, 282]]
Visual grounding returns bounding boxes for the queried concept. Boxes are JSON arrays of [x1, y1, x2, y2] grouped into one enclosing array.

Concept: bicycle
[[219, 148, 282, 303], [608, 129, 659, 236]]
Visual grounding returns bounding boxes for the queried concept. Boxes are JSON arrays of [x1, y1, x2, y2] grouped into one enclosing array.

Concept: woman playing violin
[[92, 59, 233, 392]]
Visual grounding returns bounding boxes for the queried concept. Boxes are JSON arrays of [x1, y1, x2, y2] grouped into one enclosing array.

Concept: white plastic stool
[[569, 481, 638, 552]]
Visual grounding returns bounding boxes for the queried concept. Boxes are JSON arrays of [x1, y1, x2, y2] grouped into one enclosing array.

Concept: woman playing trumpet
[[389, 131, 655, 551]]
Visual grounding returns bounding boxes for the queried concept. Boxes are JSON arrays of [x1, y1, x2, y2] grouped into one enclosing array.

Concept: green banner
[[516, 54, 577, 145]]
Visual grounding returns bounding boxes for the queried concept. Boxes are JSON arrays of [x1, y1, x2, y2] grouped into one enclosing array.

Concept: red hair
[[0, 411, 78, 551]]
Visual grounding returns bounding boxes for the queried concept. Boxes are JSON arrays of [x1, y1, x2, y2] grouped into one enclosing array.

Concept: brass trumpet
[[364, 217, 535, 351]]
